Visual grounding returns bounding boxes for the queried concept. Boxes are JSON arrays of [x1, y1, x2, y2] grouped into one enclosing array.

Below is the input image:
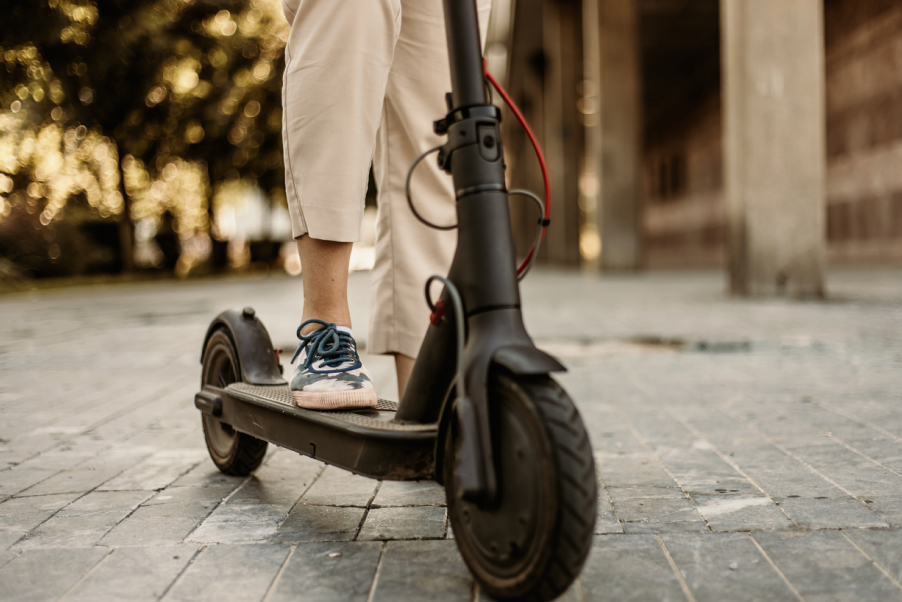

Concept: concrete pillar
[[721, 0, 826, 296], [584, 0, 643, 270]]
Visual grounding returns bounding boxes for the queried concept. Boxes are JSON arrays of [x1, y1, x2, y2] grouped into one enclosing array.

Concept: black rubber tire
[[444, 373, 597, 601], [201, 329, 268, 476]]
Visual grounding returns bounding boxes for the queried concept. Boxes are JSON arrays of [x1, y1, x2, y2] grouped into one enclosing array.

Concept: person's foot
[[289, 319, 377, 410]]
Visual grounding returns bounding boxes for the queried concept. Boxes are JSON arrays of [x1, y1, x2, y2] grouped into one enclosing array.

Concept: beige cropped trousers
[[281, 0, 491, 359]]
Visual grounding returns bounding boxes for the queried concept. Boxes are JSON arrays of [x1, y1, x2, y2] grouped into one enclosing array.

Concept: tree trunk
[[117, 166, 135, 273]]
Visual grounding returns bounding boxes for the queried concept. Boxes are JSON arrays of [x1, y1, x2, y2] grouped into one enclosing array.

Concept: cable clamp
[[429, 299, 445, 326], [538, 218, 551, 227]]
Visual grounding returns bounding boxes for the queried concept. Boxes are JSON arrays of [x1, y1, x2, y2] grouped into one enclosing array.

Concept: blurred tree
[[0, 0, 288, 277]]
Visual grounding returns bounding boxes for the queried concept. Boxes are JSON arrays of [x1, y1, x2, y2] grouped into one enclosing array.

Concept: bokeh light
[[0, 0, 291, 279]]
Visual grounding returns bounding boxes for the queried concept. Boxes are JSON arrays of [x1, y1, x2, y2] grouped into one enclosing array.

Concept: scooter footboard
[[196, 383, 436, 480]]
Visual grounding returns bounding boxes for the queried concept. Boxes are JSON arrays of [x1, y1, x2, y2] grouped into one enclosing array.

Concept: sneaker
[[289, 319, 377, 410]]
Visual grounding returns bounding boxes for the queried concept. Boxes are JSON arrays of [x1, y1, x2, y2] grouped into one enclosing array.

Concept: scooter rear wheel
[[444, 373, 596, 601], [201, 329, 268, 476]]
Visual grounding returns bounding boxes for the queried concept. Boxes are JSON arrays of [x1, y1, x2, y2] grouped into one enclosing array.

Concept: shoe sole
[[292, 389, 378, 410]]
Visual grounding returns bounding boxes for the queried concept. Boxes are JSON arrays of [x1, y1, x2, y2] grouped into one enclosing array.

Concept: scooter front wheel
[[444, 373, 597, 601], [200, 329, 268, 476]]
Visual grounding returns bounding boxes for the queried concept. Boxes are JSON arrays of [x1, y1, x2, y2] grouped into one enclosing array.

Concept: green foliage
[[0, 0, 289, 276]]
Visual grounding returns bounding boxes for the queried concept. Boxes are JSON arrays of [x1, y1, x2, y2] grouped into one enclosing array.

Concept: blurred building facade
[[503, 0, 902, 293]]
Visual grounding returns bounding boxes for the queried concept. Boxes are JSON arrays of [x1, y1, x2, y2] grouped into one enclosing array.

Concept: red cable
[[483, 60, 550, 276]]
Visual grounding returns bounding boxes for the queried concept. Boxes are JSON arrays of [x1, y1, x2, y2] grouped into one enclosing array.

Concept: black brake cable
[[407, 150, 545, 280], [405, 145, 457, 231], [508, 189, 545, 281], [424, 275, 467, 398]]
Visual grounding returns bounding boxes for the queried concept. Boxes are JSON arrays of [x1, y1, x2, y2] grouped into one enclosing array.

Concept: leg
[[281, 0, 401, 243], [296, 232, 416, 399], [290, 237, 378, 409], [369, 0, 493, 392], [281, 0, 401, 408], [394, 353, 416, 398], [296, 236, 352, 334]]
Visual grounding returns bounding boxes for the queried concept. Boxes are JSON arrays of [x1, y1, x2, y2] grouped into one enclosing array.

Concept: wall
[[824, 0, 902, 263], [643, 92, 725, 268], [641, 0, 902, 268]]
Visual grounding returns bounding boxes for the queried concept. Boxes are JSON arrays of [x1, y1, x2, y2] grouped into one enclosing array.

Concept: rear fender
[[201, 308, 286, 386]]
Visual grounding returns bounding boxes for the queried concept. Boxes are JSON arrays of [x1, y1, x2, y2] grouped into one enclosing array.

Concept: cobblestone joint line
[[839, 530, 902, 593], [747, 533, 805, 602], [655, 534, 698, 602]]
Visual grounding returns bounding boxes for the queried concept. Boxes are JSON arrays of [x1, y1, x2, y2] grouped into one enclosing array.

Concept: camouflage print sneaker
[[289, 319, 377, 410]]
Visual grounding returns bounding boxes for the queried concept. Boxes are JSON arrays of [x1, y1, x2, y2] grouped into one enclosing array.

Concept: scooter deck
[[196, 383, 437, 481]]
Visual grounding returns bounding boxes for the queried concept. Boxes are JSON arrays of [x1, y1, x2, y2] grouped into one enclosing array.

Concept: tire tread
[[522, 376, 597, 602]]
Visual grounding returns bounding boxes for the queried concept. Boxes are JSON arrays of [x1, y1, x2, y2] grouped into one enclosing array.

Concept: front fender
[[492, 343, 566, 375], [433, 343, 565, 484], [201, 308, 286, 386]]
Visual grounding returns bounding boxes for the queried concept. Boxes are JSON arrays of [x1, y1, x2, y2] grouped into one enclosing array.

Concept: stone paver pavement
[[1, 267, 901, 601]]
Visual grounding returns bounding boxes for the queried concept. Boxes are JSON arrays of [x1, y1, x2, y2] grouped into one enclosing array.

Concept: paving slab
[[1, 269, 901, 600], [0, 530, 24, 552], [0, 467, 57, 497], [691, 494, 796, 532], [0, 492, 81, 534], [186, 502, 289, 544], [372, 480, 446, 507], [606, 486, 686, 500], [863, 497, 902, 528], [17, 462, 137, 497], [595, 491, 624, 534], [372, 540, 472, 602], [476, 581, 584, 601], [775, 496, 887, 529], [612, 495, 700, 523], [580, 535, 687, 601], [298, 466, 380, 507], [661, 532, 798, 601], [272, 504, 366, 543], [164, 543, 292, 602], [358, 506, 447, 541], [621, 520, 711, 534], [98, 449, 207, 491], [65, 545, 197, 602], [143, 484, 238, 506], [267, 541, 382, 602], [596, 456, 680, 489], [99, 499, 217, 547], [843, 529, 902, 584], [187, 454, 320, 544], [168, 462, 248, 490], [0, 547, 109, 602], [14, 490, 152, 549], [753, 530, 902, 599]]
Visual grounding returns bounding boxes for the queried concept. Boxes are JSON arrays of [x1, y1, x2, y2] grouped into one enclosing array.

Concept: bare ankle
[[300, 314, 352, 335]]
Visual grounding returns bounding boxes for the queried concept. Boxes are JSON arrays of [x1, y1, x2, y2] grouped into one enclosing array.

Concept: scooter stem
[[443, 0, 487, 108], [396, 0, 565, 503]]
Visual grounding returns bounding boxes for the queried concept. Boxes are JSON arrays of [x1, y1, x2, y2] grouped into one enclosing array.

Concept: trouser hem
[[366, 323, 425, 359], [291, 205, 363, 243]]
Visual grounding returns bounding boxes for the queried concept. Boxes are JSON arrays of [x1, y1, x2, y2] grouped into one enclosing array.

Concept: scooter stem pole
[[443, 0, 486, 108]]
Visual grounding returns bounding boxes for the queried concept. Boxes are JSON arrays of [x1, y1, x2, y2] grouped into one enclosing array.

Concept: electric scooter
[[195, 2, 597, 599]]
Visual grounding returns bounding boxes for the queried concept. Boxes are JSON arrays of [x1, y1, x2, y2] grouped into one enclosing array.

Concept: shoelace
[[290, 319, 361, 373]]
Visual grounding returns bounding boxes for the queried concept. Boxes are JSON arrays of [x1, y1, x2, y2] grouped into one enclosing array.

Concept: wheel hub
[[451, 393, 550, 575]]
